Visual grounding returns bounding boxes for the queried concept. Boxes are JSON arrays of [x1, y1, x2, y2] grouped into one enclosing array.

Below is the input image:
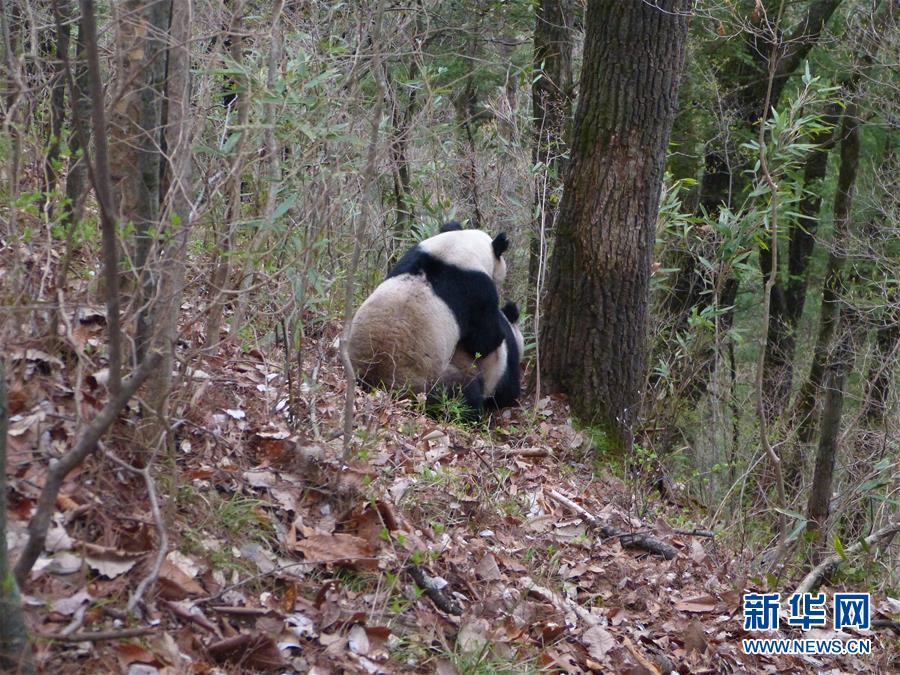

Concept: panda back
[[348, 275, 459, 392]]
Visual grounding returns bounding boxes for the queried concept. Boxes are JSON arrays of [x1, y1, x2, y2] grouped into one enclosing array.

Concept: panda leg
[[428, 369, 485, 423], [458, 375, 485, 421]]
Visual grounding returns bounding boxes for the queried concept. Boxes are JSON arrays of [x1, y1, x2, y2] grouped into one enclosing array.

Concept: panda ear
[[501, 301, 520, 325], [492, 233, 509, 258], [439, 221, 464, 233]]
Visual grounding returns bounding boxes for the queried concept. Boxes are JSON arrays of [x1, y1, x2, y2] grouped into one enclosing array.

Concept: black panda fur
[[486, 301, 524, 410], [387, 226, 509, 359], [444, 300, 524, 416]]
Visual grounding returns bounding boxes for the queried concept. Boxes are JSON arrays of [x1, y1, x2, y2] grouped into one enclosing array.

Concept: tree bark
[[108, 0, 171, 362], [0, 362, 35, 673], [794, 103, 860, 445], [80, 0, 123, 398], [529, 0, 573, 317], [539, 0, 691, 451], [137, 0, 193, 450], [806, 304, 858, 533]]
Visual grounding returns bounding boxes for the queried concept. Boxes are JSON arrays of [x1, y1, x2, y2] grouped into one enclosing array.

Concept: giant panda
[[444, 301, 525, 415], [348, 224, 510, 409]]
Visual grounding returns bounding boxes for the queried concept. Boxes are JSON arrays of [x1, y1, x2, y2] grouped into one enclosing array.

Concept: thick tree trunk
[[529, 0, 573, 317], [540, 0, 691, 451]]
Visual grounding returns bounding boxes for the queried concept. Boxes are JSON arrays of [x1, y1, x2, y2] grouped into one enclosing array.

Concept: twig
[[871, 619, 900, 635], [673, 528, 715, 538], [521, 576, 599, 627], [59, 604, 89, 637], [194, 559, 313, 604], [794, 519, 900, 595], [103, 441, 169, 614], [753, 0, 788, 538], [340, 0, 387, 462], [14, 352, 162, 584], [209, 606, 276, 617], [548, 489, 678, 560], [407, 565, 463, 616], [42, 626, 158, 642], [161, 599, 219, 634], [623, 636, 660, 674], [501, 447, 550, 458]]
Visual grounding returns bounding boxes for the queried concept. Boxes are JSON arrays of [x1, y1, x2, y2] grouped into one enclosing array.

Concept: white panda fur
[[417, 229, 507, 286], [348, 274, 458, 393]]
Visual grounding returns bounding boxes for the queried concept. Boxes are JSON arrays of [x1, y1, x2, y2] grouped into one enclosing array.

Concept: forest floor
[[5, 249, 898, 674]]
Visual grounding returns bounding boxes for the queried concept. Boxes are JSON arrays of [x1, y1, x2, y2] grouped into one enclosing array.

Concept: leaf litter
[[6, 305, 896, 674]]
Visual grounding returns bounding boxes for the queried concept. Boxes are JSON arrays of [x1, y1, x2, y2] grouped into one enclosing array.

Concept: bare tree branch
[[14, 352, 162, 584], [79, 0, 123, 397], [794, 519, 900, 594]]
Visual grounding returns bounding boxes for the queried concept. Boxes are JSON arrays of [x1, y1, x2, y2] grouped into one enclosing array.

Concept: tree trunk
[[661, 0, 844, 409], [80, 0, 123, 398], [137, 0, 193, 450], [41, 0, 70, 219], [205, 6, 249, 353], [107, 0, 171, 362], [387, 63, 417, 245], [529, 0, 573, 317], [456, 72, 483, 230], [806, 305, 858, 533], [760, 104, 840, 416], [794, 103, 860, 446], [540, 0, 691, 451], [62, 1, 90, 229], [0, 362, 35, 674]]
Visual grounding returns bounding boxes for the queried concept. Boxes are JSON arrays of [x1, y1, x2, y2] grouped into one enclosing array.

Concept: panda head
[[424, 223, 509, 286]]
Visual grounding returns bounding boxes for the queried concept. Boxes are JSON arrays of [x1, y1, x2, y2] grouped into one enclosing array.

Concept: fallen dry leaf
[[86, 555, 140, 579], [474, 553, 502, 581], [582, 625, 616, 660], [682, 620, 708, 654], [207, 633, 285, 670], [674, 594, 717, 613], [293, 533, 376, 569]]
